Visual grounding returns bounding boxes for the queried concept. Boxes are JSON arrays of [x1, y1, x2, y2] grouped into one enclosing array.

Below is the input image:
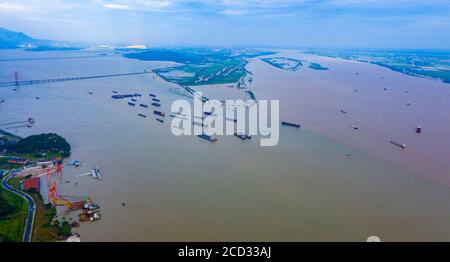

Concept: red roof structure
[[23, 177, 40, 192]]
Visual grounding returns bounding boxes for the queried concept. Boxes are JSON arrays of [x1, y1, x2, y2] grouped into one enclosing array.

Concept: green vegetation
[[306, 49, 450, 83], [1, 133, 71, 158], [31, 193, 57, 242], [124, 48, 274, 86], [0, 174, 27, 242], [155, 59, 248, 86], [261, 57, 303, 71], [57, 221, 72, 238], [309, 62, 329, 70]]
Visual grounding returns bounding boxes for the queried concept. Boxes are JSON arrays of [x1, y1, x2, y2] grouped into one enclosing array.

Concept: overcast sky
[[1, 0, 450, 49]]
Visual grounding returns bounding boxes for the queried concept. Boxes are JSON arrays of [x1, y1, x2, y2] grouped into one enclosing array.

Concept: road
[[1, 171, 35, 242]]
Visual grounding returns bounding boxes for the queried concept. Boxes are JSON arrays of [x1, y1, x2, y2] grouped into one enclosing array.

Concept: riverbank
[[0, 171, 28, 242], [0, 132, 74, 242]]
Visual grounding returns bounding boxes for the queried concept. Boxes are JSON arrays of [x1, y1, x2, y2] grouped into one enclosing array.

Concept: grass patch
[[0, 175, 27, 242], [30, 192, 57, 242]]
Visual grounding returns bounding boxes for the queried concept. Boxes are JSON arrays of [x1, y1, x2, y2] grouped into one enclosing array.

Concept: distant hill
[[0, 27, 45, 49], [0, 27, 82, 51]]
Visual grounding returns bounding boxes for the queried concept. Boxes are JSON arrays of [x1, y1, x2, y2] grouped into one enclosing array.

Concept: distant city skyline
[[1, 0, 450, 49]]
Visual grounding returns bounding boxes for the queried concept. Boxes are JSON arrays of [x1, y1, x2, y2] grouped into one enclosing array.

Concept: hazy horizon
[[1, 0, 450, 49]]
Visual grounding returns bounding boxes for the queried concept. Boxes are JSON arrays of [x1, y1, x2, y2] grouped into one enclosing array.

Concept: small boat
[[128, 102, 136, 106], [349, 124, 359, 130], [151, 102, 161, 107], [156, 118, 164, 123], [340, 109, 347, 114], [112, 91, 118, 94], [79, 213, 101, 222], [390, 141, 407, 149], [204, 112, 213, 116], [281, 121, 300, 128], [416, 126, 422, 134], [149, 94, 156, 97], [169, 114, 176, 118], [35, 97, 40, 100], [87, 92, 93, 95], [226, 117, 237, 123], [139, 104, 148, 108], [70, 160, 82, 167], [198, 134, 218, 142], [90, 167, 102, 180], [153, 110, 165, 117], [131, 99, 137, 102], [138, 113, 147, 118], [152, 98, 160, 102], [234, 132, 251, 140]]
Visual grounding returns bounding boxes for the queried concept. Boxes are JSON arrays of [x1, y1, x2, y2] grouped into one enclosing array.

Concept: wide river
[[0, 49, 449, 241]]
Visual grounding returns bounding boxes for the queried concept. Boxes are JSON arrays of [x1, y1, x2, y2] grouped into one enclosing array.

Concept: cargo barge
[[281, 121, 300, 128], [198, 134, 218, 142], [153, 110, 165, 117], [112, 93, 141, 99]]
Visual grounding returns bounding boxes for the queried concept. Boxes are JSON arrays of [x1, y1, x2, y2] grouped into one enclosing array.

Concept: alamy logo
[[170, 92, 280, 146]]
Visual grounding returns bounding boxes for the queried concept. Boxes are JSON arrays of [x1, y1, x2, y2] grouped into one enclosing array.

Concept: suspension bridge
[[0, 70, 152, 87]]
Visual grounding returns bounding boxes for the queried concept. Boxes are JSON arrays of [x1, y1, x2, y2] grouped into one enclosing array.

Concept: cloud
[[103, 4, 131, 10], [220, 9, 245, 16], [0, 2, 29, 12]]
